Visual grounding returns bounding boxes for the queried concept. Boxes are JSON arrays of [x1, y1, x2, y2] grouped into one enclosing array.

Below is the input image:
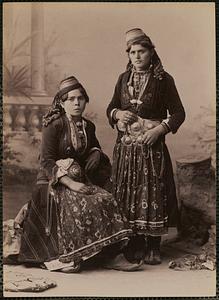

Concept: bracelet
[[112, 109, 119, 122], [160, 122, 170, 134]]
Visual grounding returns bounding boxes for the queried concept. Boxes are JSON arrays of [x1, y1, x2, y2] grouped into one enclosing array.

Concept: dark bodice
[[37, 114, 101, 183], [107, 70, 185, 135]]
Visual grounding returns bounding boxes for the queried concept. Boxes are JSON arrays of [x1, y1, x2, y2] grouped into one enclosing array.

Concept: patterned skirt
[[54, 185, 131, 263], [19, 184, 131, 265], [112, 140, 168, 236]]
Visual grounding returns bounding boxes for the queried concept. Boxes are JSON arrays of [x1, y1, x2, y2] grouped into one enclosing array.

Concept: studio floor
[[3, 185, 216, 297], [3, 232, 216, 297]]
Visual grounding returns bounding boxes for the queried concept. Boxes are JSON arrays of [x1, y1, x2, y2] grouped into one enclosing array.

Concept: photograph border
[[1, 0, 218, 299]]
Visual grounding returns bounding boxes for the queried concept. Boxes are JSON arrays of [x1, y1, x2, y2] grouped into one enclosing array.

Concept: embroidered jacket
[[37, 114, 103, 185], [106, 70, 185, 136]]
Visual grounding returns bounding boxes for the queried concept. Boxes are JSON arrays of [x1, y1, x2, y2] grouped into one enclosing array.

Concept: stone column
[[31, 3, 47, 96], [3, 4, 13, 53]]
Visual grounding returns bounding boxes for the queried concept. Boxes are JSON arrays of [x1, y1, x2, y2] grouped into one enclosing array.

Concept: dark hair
[[60, 86, 89, 103], [126, 40, 154, 53], [126, 50, 159, 70], [43, 86, 89, 127], [125, 43, 164, 79]]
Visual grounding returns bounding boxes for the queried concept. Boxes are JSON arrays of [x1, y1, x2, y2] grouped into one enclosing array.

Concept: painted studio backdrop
[[3, 3, 215, 222]]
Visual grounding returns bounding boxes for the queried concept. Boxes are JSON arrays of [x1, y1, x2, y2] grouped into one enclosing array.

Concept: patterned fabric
[[127, 69, 151, 112], [107, 71, 185, 133], [66, 115, 87, 154], [19, 160, 131, 266], [36, 115, 102, 184], [107, 71, 185, 227], [112, 140, 168, 236], [54, 184, 131, 264], [19, 112, 128, 266], [132, 71, 150, 99], [53, 161, 131, 263], [19, 183, 131, 266]]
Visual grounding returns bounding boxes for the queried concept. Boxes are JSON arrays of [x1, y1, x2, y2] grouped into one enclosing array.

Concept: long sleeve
[[40, 122, 59, 180], [164, 74, 186, 134], [106, 75, 122, 127], [84, 121, 112, 188], [88, 122, 101, 152]]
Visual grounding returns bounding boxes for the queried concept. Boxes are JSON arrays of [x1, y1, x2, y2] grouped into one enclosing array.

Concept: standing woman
[[106, 28, 185, 264], [18, 76, 140, 272]]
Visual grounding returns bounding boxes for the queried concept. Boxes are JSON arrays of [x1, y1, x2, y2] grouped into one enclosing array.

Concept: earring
[[150, 57, 153, 66]]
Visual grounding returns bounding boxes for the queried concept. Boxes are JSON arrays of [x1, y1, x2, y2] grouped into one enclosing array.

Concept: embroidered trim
[[66, 115, 88, 154]]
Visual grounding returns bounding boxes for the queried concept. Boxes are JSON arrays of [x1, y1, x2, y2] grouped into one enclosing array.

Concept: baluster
[[28, 105, 40, 132], [3, 104, 12, 133], [38, 106, 45, 131], [14, 105, 27, 131]]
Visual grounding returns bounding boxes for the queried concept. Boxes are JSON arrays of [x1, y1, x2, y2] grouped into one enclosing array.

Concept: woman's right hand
[[115, 110, 138, 124]]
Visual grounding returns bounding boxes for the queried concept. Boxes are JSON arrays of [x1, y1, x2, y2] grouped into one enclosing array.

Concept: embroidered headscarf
[[43, 76, 89, 127]]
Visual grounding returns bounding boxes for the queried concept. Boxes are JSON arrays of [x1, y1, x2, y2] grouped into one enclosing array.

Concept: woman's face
[[128, 44, 153, 71], [62, 89, 87, 116]]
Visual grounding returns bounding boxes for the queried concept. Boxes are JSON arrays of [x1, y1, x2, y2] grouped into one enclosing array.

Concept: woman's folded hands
[[142, 125, 166, 146], [69, 181, 93, 195], [115, 110, 138, 124], [59, 176, 92, 194]]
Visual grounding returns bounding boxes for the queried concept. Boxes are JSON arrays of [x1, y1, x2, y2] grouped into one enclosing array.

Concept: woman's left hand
[[142, 126, 165, 147], [78, 185, 94, 195], [85, 150, 101, 172]]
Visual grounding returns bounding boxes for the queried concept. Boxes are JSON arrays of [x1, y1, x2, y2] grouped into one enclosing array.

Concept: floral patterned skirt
[[112, 141, 168, 236], [54, 185, 131, 264], [19, 184, 131, 265]]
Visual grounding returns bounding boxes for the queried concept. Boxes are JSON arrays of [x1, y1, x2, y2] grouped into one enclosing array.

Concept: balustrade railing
[[3, 96, 52, 133]]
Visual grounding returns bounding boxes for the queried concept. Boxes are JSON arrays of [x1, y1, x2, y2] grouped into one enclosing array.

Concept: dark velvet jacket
[[106, 70, 186, 226], [36, 114, 110, 186], [19, 115, 112, 264], [107, 70, 185, 138]]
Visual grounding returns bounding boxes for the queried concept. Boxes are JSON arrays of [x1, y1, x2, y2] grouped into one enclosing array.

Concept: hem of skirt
[[59, 229, 132, 263], [135, 230, 168, 236], [130, 222, 168, 236]]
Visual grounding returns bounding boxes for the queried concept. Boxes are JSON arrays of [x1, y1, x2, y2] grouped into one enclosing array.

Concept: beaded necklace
[[127, 66, 152, 112]]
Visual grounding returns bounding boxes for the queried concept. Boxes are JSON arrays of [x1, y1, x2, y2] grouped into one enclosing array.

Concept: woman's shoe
[[44, 258, 81, 272], [59, 263, 81, 273], [144, 249, 161, 265], [103, 253, 143, 272]]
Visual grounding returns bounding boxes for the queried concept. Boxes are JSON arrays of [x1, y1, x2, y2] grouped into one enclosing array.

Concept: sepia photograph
[[2, 2, 216, 297]]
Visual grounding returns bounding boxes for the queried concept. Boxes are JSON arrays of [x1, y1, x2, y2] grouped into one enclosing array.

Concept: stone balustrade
[[3, 96, 52, 133]]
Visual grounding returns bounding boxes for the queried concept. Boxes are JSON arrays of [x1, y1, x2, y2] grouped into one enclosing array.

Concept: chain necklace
[[127, 66, 152, 112]]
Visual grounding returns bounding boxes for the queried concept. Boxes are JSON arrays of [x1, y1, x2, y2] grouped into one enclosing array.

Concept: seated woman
[[18, 76, 141, 273]]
